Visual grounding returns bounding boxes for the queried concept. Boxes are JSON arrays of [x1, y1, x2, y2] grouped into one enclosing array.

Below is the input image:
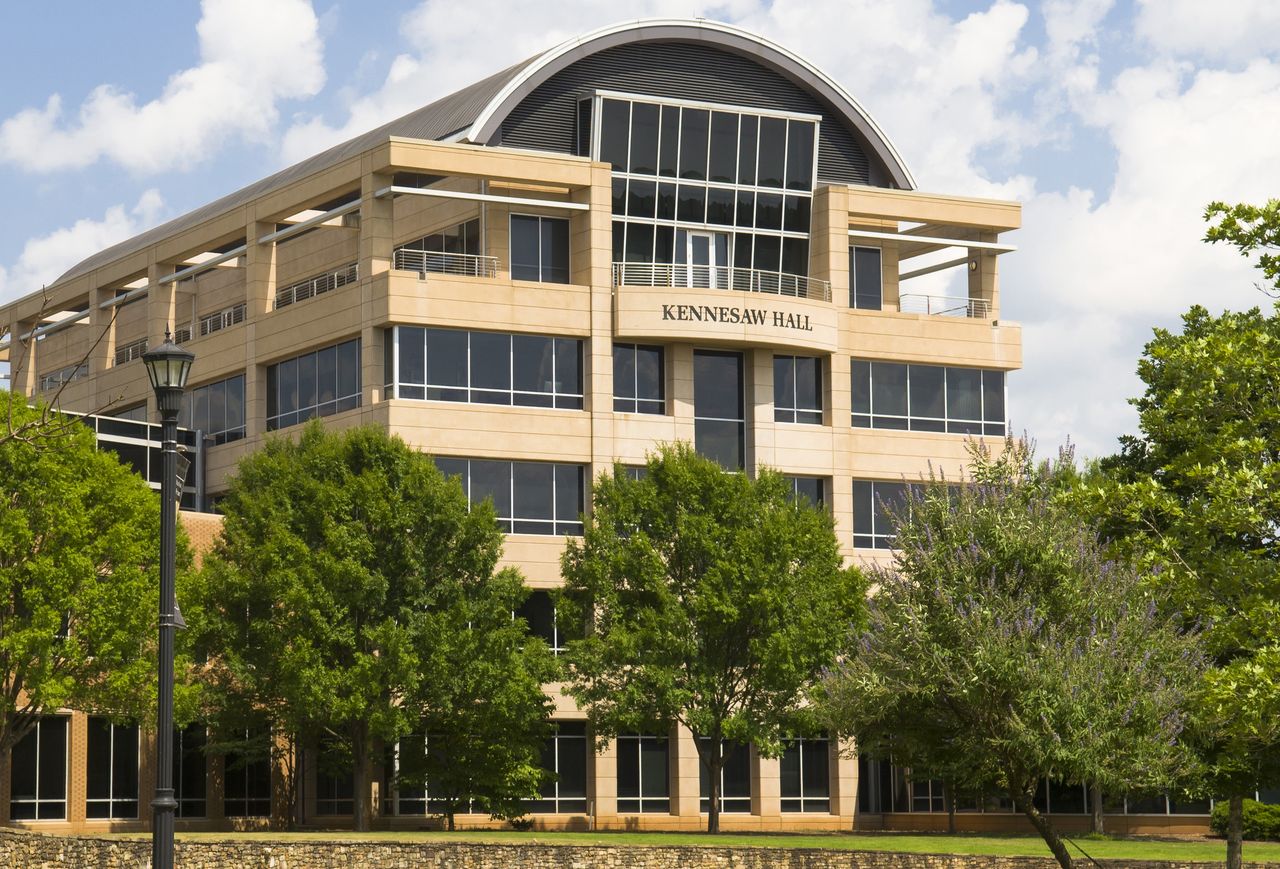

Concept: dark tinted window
[[851, 247, 883, 310], [613, 343, 664, 414], [694, 350, 744, 470], [679, 108, 709, 181], [599, 99, 630, 171]]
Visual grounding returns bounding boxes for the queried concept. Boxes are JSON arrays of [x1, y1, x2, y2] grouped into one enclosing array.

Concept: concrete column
[[146, 262, 180, 344], [583, 164, 615, 468], [8, 312, 37, 397], [358, 171, 395, 282], [968, 232, 999, 318], [829, 353, 854, 551], [809, 186, 849, 304], [831, 737, 858, 822], [87, 285, 115, 386], [67, 712, 87, 827], [755, 746, 780, 819], [748, 348, 774, 472], [671, 344, 695, 445], [671, 723, 700, 821], [244, 220, 278, 319], [592, 738, 618, 822]]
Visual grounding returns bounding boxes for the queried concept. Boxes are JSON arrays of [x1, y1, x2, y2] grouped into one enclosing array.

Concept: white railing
[[114, 338, 148, 366], [275, 263, 358, 310], [612, 262, 831, 302], [393, 249, 498, 279], [899, 294, 992, 319]]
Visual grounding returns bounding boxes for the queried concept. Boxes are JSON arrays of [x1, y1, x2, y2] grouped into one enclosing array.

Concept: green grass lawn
[[108, 829, 1280, 863]]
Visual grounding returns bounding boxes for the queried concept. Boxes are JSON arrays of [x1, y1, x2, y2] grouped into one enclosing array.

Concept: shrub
[[1210, 799, 1280, 841]]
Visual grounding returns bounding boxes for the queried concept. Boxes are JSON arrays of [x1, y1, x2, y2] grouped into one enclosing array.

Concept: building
[[4, 17, 1214, 838]]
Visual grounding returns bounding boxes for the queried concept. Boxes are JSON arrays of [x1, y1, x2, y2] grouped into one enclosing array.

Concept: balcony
[[898, 293, 992, 319], [612, 263, 831, 302], [393, 248, 498, 279]]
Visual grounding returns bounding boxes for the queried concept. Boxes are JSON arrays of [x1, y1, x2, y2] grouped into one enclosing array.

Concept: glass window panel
[[706, 187, 735, 226], [679, 108, 709, 180], [314, 345, 336, 408], [435, 458, 467, 484], [795, 356, 821, 416], [627, 179, 656, 219], [947, 368, 982, 421], [774, 356, 795, 416], [614, 343, 637, 402], [399, 328, 425, 386], [625, 222, 654, 263], [788, 476, 825, 506], [757, 116, 787, 187], [910, 365, 945, 419], [983, 370, 1006, 422], [853, 480, 873, 544], [613, 221, 625, 268], [708, 112, 738, 183], [599, 99, 630, 171], [658, 105, 680, 177], [737, 115, 758, 185], [656, 183, 677, 221], [513, 462, 555, 522], [194, 387, 209, 434], [640, 738, 669, 798], [735, 191, 754, 227], [510, 215, 541, 281], [470, 332, 511, 391], [694, 351, 743, 421], [755, 192, 784, 231], [470, 460, 512, 519], [278, 358, 298, 415], [781, 237, 809, 279], [513, 335, 553, 394], [296, 352, 317, 415], [225, 375, 245, 435], [801, 741, 829, 798], [555, 464, 583, 525], [426, 328, 467, 389], [87, 717, 111, 800], [871, 362, 908, 417], [780, 742, 802, 800], [852, 247, 883, 311], [337, 340, 360, 402], [612, 178, 626, 215], [786, 120, 816, 190], [733, 234, 753, 269], [784, 195, 811, 233], [654, 225, 674, 264], [543, 217, 570, 283], [557, 733, 587, 799], [629, 102, 659, 175], [695, 419, 744, 471], [677, 185, 706, 223], [555, 339, 582, 401], [753, 235, 781, 273], [617, 739, 639, 799]]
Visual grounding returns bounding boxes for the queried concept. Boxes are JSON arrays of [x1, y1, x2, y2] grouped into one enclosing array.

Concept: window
[[181, 374, 245, 445], [109, 403, 149, 422], [517, 590, 567, 654], [510, 215, 570, 283], [850, 247, 883, 310], [86, 717, 139, 819], [774, 355, 823, 424], [780, 735, 830, 812], [435, 458, 585, 536], [698, 740, 752, 813], [617, 733, 669, 813], [526, 722, 588, 814], [852, 480, 913, 549], [851, 360, 1006, 435], [390, 733, 428, 815], [386, 327, 582, 410], [612, 343, 664, 414], [39, 363, 86, 392], [223, 732, 272, 817], [694, 350, 744, 470], [266, 338, 361, 431], [785, 475, 826, 507], [174, 724, 207, 818], [9, 716, 67, 819], [316, 740, 354, 816]]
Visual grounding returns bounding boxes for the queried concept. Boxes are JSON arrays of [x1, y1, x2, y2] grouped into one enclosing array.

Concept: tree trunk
[[707, 737, 723, 834], [352, 721, 371, 832], [1227, 794, 1244, 869], [447, 810, 456, 832], [1012, 783, 1074, 869], [943, 781, 956, 834], [1089, 783, 1104, 835]]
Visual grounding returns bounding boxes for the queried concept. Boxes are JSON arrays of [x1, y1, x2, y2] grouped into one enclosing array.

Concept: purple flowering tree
[[817, 438, 1204, 869]]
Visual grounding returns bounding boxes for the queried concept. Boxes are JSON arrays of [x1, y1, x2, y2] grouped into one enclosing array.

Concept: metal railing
[[392, 248, 498, 279], [612, 262, 831, 302], [275, 263, 358, 310], [899, 294, 992, 319]]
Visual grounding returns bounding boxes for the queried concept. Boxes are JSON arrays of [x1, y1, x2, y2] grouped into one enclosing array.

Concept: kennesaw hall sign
[[614, 285, 838, 353]]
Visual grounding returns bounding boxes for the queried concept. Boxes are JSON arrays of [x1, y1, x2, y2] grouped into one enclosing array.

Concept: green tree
[[188, 422, 549, 830], [1095, 300, 1280, 869], [0, 393, 171, 786], [1204, 198, 1280, 295], [561, 443, 866, 834], [818, 440, 1204, 869]]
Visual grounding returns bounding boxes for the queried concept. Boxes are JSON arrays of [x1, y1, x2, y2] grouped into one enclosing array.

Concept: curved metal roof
[[57, 18, 913, 286]]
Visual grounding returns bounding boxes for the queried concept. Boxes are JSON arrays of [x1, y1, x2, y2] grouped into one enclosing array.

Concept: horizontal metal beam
[[848, 228, 1016, 253], [374, 185, 590, 211], [159, 245, 247, 285], [4, 310, 93, 345], [99, 287, 149, 310], [899, 255, 972, 282], [258, 199, 363, 245]]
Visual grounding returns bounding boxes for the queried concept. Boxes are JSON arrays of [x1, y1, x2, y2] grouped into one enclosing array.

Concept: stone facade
[[2, 828, 1277, 869]]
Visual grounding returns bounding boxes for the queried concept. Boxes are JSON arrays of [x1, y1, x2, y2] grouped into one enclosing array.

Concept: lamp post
[[142, 333, 194, 869]]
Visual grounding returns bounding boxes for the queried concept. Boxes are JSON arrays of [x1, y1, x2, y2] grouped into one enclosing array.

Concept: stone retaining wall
[[3, 827, 1276, 869]]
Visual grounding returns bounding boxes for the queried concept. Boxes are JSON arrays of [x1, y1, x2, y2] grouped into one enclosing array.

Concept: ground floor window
[[86, 717, 139, 819], [9, 716, 67, 820], [315, 740, 354, 816], [223, 731, 272, 817], [527, 722, 588, 814], [174, 724, 207, 818], [698, 739, 751, 813], [780, 735, 829, 812], [617, 733, 669, 813]]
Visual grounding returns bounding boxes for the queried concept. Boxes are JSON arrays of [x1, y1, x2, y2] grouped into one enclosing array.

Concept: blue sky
[[1, 0, 1277, 459]]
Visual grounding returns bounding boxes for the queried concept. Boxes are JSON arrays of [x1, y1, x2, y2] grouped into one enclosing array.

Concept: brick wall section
[[3, 829, 1279, 869]]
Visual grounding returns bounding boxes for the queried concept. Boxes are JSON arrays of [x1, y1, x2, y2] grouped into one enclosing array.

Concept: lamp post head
[[142, 332, 195, 417]]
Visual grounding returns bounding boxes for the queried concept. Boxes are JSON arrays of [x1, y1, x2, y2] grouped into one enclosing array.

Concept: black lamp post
[[142, 333, 194, 869]]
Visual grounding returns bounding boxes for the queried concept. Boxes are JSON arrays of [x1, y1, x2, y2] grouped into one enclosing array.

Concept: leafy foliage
[[561, 442, 866, 833], [188, 423, 550, 829], [1204, 199, 1280, 295], [1211, 800, 1280, 842], [0, 393, 176, 758], [819, 439, 1204, 869]]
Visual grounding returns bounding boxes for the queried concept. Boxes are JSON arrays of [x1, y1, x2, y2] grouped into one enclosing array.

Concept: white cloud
[[0, 0, 324, 173], [0, 191, 165, 305], [1135, 0, 1280, 61]]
